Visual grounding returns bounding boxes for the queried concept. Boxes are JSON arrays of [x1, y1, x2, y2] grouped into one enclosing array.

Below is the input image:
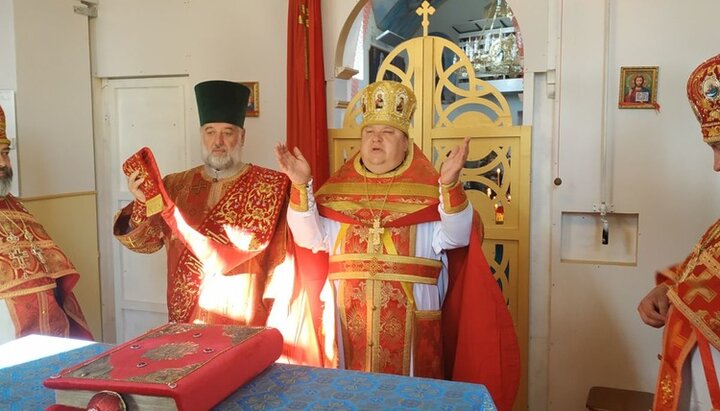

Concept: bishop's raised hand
[[274, 143, 312, 185]]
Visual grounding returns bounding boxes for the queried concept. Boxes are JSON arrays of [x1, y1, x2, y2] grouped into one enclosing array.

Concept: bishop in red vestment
[[275, 80, 520, 411]]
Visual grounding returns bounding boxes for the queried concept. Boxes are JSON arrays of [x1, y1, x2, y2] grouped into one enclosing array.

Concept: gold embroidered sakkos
[[114, 164, 290, 325], [308, 144, 449, 376], [0, 194, 92, 340]]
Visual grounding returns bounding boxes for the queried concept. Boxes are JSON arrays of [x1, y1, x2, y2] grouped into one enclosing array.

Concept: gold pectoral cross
[[5, 230, 18, 243], [31, 244, 48, 272], [369, 218, 384, 251], [10, 247, 28, 269]]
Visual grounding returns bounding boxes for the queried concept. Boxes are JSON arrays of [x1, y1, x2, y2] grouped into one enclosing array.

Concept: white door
[[100, 77, 192, 343]]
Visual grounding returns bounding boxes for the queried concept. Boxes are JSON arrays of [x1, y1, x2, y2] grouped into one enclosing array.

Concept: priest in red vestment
[[274, 80, 520, 411], [638, 54, 720, 411], [0, 105, 93, 343], [113, 81, 321, 365]]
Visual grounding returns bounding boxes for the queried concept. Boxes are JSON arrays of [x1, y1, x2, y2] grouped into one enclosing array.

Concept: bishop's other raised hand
[[440, 136, 471, 185], [274, 143, 312, 185]]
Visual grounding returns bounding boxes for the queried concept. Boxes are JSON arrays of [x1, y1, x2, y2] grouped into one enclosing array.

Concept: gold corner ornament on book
[[122, 147, 168, 217], [43, 323, 284, 411]]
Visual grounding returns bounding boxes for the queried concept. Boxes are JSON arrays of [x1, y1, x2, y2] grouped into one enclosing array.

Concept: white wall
[[3, 2, 96, 194], [93, 0, 287, 171], [0, 0, 16, 90], [549, 1, 720, 410], [12, 0, 95, 196]]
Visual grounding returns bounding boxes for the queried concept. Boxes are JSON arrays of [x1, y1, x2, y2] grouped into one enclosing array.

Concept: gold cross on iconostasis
[[416, 1, 436, 37]]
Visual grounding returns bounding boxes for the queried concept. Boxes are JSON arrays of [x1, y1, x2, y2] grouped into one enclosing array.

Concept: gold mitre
[[687, 53, 720, 143], [0, 105, 9, 147], [360, 80, 416, 134]]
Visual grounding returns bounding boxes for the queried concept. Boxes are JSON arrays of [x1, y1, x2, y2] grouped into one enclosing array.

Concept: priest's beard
[[0, 166, 12, 197], [202, 142, 243, 173]]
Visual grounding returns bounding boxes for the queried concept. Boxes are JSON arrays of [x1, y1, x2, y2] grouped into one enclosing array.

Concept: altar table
[[0, 335, 496, 410]]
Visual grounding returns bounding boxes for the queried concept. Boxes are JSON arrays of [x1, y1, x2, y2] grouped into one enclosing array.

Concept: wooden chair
[[586, 386, 654, 411]]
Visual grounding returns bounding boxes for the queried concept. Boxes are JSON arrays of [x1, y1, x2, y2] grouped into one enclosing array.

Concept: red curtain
[[287, 0, 329, 187]]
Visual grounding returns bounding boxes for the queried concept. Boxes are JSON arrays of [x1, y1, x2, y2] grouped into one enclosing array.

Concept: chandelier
[[457, 0, 523, 79]]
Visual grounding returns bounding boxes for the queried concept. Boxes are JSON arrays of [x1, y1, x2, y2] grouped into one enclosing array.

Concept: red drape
[[287, 0, 329, 187]]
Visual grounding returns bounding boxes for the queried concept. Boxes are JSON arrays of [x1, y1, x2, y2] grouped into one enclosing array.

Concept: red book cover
[[43, 323, 283, 411], [122, 147, 169, 217]]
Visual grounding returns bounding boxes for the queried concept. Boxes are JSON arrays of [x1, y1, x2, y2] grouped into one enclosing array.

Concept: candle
[[495, 201, 504, 225]]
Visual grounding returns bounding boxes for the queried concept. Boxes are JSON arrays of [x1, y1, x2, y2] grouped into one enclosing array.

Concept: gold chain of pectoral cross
[[363, 168, 397, 253], [0, 208, 47, 275]]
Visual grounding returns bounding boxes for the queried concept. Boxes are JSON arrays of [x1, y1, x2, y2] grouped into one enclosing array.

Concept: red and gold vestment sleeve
[[113, 202, 164, 254], [658, 218, 720, 287], [289, 182, 310, 212], [122, 147, 169, 217], [129, 200, 148, 228], [440, 180, 468, 214]]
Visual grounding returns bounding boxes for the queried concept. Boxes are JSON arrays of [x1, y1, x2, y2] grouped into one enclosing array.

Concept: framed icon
[[618, 66, 658, 109], [241, 81, 259, 117]]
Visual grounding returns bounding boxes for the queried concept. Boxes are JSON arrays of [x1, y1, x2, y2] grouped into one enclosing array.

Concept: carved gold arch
[[328, 21, 531, 411], [337, 37, 513, 133]]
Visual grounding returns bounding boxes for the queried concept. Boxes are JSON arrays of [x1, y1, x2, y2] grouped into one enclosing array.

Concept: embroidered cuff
[[130, 200, 148, 228], [440, 180, 468, 214], [290, 180, 312, 212]]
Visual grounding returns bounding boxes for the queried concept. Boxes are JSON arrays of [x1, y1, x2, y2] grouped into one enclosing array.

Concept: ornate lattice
[[341, 36, 513, 131]]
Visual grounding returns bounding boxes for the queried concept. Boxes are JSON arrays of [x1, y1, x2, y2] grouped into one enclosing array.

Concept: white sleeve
[[286, 185, 330, 253], [431, 202, 473, 253]]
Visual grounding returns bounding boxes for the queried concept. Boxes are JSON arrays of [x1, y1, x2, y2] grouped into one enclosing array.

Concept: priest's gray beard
[[202, 142, 243, 171], [0, 166, 12, 197]]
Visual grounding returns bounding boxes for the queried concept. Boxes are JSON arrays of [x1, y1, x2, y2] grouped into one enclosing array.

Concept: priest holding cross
[[274, 80, 519, 411]]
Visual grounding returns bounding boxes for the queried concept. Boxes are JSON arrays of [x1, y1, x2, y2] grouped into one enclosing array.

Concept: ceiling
[[370, 0, 513, 46]]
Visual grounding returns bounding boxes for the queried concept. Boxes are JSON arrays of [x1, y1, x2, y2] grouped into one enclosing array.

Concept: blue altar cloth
[[0, 343, 496, 410]]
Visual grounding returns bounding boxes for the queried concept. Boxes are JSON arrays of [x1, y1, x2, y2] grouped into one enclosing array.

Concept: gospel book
[[43, 323, 283, 411], [122, 146, 168, 217]]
